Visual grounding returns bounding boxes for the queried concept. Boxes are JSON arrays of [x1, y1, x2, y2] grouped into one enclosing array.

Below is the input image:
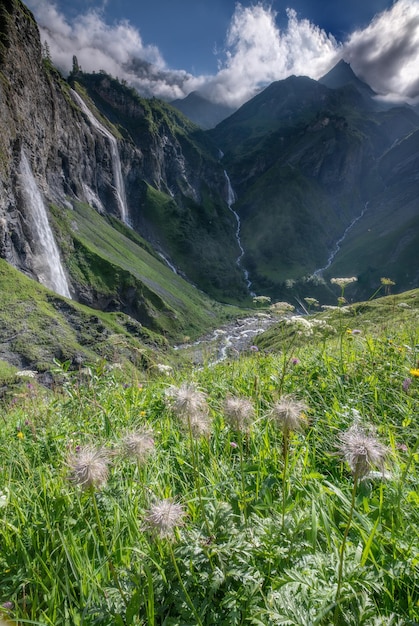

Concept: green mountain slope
[[0, 201, 245, 376], [69, 73, 247, 302], [209, 75, 419, 300]]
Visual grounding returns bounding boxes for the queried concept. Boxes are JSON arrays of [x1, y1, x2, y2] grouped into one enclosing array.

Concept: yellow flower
[[17, 431, 24, 439], [409, 368, 419, 378]]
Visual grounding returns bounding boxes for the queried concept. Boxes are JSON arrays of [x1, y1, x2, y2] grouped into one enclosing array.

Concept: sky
[[25, 0, 419, 108]]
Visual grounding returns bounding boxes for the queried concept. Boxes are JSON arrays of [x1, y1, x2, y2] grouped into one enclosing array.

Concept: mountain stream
[[174, 313, 276, 366], [314, 202, 368, 275], [224, 171, 254, 294]]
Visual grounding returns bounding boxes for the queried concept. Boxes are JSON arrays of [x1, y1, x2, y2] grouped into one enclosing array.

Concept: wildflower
[[17, 431, 24, 440], [155, 364, 173, 375], [381, 277, 395, 295], [291, 357, 300, 365], [230, 441, 238, 449], [409, 368, 419, 378], [330, 277, 357, 288], [67, 445, 111, 489], [165, 383, 211, 437], [270, 301, 295, 313], [223, 396, 255, 432], [120, 430, 155, 463], [249, 345, 259, 352], [0, 489, 8, 508], [380, 277, 395, 286], [338, 424, 388, 479], [144, 498, 186, 538], [402, 378, 412, 392], [304, 297, 319, 307], [253, 295, 271, 305], [15, 370, 37, 378], [268, 395, 308, 434]]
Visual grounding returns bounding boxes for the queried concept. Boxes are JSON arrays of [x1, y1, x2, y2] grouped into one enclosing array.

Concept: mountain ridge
[[0, 0, 418, 374]]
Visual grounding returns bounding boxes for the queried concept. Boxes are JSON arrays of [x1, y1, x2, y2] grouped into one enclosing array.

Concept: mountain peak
[[319, 59, 376, 97]]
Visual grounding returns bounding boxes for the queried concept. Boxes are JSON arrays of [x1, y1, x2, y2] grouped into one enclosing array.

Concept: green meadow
[[0, 288, 418, 625]]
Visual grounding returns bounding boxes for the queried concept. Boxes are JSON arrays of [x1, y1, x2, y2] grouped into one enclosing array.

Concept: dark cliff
[[0, 0, 246, 307]]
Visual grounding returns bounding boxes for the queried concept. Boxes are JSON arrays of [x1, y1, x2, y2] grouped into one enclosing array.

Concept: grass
[[58, 201, 244, 338], [0, 289, 418, 624]]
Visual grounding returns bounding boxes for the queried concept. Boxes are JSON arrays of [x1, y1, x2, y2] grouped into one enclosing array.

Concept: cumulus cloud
[[26, 0, 204, 100], [26, 0, 419, 108], [202, 4, 340, 106], [343, 0, 419, 103]]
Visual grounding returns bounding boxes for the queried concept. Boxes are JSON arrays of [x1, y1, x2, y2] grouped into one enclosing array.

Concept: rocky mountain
[[171, 91, 236, 129], [210, 73, 419, 301], [1, 0, 419, 376], [0, 0, 248, 312], [319, 59, 377, 104]]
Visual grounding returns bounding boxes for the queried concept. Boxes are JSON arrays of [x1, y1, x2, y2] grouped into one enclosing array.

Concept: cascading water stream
[[71, 90, 130, 226], [19, 151, 71, 298], [224, 171, 253, 293], [314, 202, 369, 276]]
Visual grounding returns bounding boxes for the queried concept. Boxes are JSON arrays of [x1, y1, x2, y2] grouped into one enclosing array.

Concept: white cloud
[[26, 0, 204, 100], [25, 0, 419, 108], [343, 0, 419, 103], [202, 4, 340, 106]]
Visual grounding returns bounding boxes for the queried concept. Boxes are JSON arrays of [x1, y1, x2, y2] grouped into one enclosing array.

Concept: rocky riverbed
[[174, 313, 277, 365]]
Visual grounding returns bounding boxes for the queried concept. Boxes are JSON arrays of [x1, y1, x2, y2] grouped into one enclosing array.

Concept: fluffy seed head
[[67, 445, 111, 489], [224, 395, 255, 431], [165, 383, 211, 437], [339, 424, 388, 479], [144, 498, 186, 538], [121, 430, 155, 463], [165, 382, 208, 417], [268, 395, 308, 433]]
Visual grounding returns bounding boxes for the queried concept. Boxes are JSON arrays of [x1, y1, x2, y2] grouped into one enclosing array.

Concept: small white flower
[[0, 489, 9, 508], [16, 370, 37, 378]]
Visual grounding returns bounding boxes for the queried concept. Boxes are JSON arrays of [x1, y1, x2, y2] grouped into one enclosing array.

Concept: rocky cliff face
[[0, 0, 243, 306]]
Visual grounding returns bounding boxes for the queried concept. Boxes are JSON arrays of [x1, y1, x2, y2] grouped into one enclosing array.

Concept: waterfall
[[314, 202, 369, 276], [224, 171, 253, 293], [71, 90, 130, 225], [19, 152, 71, 298]]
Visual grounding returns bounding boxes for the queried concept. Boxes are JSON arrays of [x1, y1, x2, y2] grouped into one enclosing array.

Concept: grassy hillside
[[54, 201, 242, 338], [0, 202, 245, 381], [0, 289, 418, 624], [0, 257, 169, 378]]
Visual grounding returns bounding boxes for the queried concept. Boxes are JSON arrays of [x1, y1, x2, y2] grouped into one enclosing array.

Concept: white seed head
[[121, 430, 155, 463], [144, 498, 186, 538], [268, 395, 308, 433], [67, 445, 111, 489], [224, 396, 255, 431], [165, 383, 211, 437], [339, 424, 388, 479]]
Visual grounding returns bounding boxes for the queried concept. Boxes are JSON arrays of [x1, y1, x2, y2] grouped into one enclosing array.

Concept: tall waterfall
[[313, 202, 369, 276], [71, 90, 130, 225], [224, 171, 253, 292], [19, 152, 71, 298]]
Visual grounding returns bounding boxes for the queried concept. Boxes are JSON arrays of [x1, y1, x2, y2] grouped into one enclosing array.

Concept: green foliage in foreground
[[0, 300, 418, 625]]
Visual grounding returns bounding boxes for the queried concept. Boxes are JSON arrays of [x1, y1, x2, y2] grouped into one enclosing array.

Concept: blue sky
[[26, 0, 419, 107]]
